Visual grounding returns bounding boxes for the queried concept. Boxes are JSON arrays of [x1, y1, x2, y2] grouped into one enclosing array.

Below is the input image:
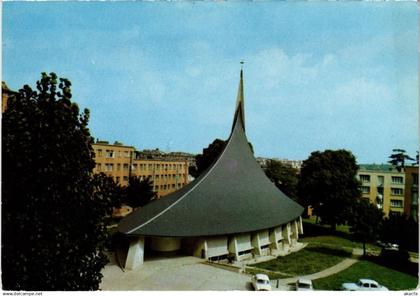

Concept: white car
[[341, 279, 388, 291], [296, 278, 314, 291], [251, 274, 272, 291]]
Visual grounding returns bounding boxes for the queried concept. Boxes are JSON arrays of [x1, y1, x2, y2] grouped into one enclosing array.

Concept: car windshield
[[257, 279, 269, 284], [357, 281, 363, 286], [298, 283, 311, 288]]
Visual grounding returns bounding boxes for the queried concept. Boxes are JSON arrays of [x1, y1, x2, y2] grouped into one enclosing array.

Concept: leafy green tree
[[388, 149, 414, 172], [264, 160, 299, 201], [2, 73, 114, 290], [192, 138, 254, 178], [124, 176, 156, 208], [298, 149, 361, 230], [348, 199, 383, 255]]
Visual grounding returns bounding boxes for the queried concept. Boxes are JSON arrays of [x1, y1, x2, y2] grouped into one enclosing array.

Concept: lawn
[[250, 243, 352, 279], [313, 260, 418, 291], [302, 219, 382, 254]]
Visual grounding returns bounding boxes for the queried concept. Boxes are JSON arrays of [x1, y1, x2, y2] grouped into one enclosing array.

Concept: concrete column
[[293, 220, 299, 240], [203, 239, 209, 259], [228, 236, 239, 260], [125, 236, 145, 270], [269, 228, 279, 250], [282, 223, 291, 245], [298, 216, 304, 235], [251, 233, 262, 256]]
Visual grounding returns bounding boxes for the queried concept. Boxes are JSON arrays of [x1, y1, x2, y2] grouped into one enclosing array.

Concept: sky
[[3, 2, 419, 164]]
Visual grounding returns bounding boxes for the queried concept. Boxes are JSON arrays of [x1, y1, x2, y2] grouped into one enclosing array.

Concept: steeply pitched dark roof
[[118, 70, 304, 237]]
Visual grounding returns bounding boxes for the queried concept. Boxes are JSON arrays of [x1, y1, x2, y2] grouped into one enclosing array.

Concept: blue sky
[[3, 2, 418, 164]]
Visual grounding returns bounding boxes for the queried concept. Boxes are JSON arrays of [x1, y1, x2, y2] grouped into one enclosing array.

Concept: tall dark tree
[[124, 176, 156, 208], [2, 73, 114, 290], [388, 149, 414, 172], [192, 138, 254, 178], [380, 214, 419, 252], [193, 139, 227, 178], [348, 199, 383, 255], [92, 173, 124, 210], [264, 160, 299, 201], [298, 149, 361, 230]]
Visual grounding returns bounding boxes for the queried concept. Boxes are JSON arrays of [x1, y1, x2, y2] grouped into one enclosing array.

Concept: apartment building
[[357, 165, 406, 216], [404, 166, 419, 220], [2, 82, 18, 113], [256, 157, 303, 171], [92, 141, 189, 198]]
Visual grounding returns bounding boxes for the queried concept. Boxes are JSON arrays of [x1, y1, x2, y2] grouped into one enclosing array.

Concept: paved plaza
[[100, 254, 289, 291]]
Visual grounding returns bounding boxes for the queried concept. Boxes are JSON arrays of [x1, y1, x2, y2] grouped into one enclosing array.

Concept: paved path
[[278, 258, 358, 285], [278, 248, 363, 286]]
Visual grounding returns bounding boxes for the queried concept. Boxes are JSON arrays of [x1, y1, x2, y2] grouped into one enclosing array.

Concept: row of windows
[[112, 176, 186, 190], [95, 165, 186, 179], [360, 186, 404, 195], [141, 174, 186, 181], [97, 163, 129, 172], [95, 161, 186, 172], [359, 174, 404, 185], [391, 188, 403, 196], [390, 199, 403, 208], [153, 183, 185, 191], [95, 149, 131, 158], [135, 163, 186, 171]]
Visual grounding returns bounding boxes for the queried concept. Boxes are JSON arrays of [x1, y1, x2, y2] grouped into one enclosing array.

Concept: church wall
[[206, 236, 229, 258], [235, 233, 253, 252], [150, 237, 181, 252], [122, 216, 304, 268]]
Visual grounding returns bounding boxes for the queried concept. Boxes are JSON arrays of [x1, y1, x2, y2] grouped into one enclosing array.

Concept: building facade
[[403, 166, 419, 220], [2, 82, 18, 113], [357, 166, 406, 216], [92, 141, 189, 198], [256, 157, 303, 171]]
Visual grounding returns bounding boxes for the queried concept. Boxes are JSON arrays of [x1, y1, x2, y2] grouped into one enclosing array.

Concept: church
[[118, 70, 304, 269]]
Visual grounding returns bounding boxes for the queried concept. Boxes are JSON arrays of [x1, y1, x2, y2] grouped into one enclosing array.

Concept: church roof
[[118, 70, 304, 237]]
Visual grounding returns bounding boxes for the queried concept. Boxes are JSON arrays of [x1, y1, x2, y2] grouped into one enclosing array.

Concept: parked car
[[295, 278, 313, 291], [341, 279, 388, 291], [251, 274, 272, 291]]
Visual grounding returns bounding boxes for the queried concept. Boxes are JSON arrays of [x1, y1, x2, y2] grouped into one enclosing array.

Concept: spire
[[232, 64, 245, 132]]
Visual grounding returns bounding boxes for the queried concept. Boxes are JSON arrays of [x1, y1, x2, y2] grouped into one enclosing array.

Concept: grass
[[250, 244, 352, 279], [302, 218, 382, 254], [246, 218, 418, 286], [313, 260, 419, 291], [304, 216, 352, 234]]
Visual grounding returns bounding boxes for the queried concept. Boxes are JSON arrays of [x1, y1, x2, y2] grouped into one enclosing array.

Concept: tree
[[192, 138, 254, 178], [298, 149, 361, 230], [92, 173, 125, 210], [193, 139, 227, 178], [124, 176, 156, 208], [348, 199, 383, 255], [380, 214, 419, 252], [388, 149, 414, 172], [2, 73, 114, 290], [264, 160, 299, 201]]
